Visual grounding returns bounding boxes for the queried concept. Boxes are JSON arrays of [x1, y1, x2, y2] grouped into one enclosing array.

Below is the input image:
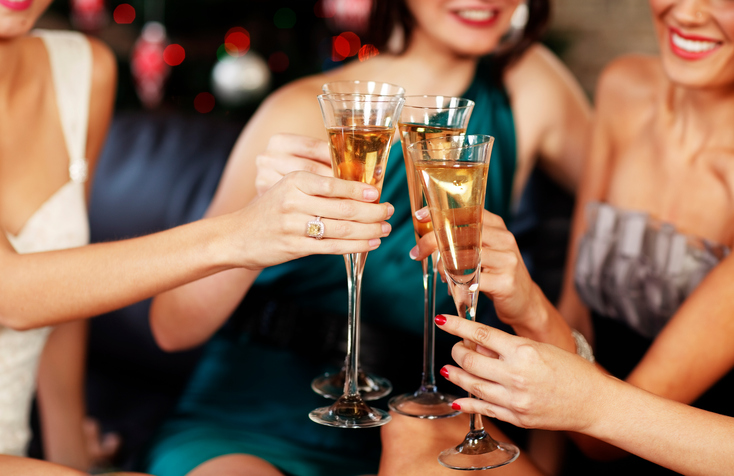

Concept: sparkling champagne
[[399, 123, 467, 240], [415, 161, 488, 284], [327, 126, 394, 190]]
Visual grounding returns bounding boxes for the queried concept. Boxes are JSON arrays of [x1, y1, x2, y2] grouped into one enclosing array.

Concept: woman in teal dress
[[145, 1, 591, 475]]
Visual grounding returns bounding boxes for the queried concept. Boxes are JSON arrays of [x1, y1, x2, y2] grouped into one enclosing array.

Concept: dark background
[[40, 0, 350, 122]]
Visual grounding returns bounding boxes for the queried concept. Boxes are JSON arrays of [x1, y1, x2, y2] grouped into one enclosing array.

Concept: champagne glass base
[[312, 369, 392, 401], [438, 434, 519, 471], [309, 394, 392, 428], [388, 390, 460, 419]]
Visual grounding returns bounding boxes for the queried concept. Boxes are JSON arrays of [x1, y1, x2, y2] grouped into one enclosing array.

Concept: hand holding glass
[[309, 92, 404, 428], [407, 134, 520, 469], [310, 80, 405, 402]]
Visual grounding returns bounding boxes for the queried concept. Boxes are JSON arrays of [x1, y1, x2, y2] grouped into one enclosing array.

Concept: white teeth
[[672, 32, 719, 53], [456, 9, 496, 22]]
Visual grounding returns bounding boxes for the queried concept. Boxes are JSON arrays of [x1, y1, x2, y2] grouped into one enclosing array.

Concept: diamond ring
[[306, 216, 325, 240]]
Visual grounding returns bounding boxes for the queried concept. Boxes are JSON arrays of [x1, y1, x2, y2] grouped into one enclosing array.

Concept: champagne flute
[[389, 96, 474, 419], [309, 92, 404, 428], [310, 80, 405, 402], [407, 134, 520, 469]]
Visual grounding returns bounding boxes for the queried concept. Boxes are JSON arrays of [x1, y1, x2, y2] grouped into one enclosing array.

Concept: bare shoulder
[[87, 35, 117, 83], [245, 73, 329, 139], [86, 35, 117, 100], [595, 54, 661, 122], [504, 43, 588, 101]]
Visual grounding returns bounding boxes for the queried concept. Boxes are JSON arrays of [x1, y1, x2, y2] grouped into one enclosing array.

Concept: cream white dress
[[0, 30, 92, 456]]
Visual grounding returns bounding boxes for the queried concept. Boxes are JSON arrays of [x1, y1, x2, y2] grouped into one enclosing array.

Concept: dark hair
[[365, 0, 550, 75]]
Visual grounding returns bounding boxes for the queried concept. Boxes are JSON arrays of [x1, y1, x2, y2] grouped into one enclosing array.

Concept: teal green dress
[[144, 59, 517, 476]]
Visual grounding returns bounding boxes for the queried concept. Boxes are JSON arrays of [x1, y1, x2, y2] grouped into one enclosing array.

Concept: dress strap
[[35, 30, 93, 183]]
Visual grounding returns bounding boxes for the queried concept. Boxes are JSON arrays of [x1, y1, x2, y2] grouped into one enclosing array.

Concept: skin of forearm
[[587, 375, 734, 476], [150, 267, 260, 351], [0, 216, 236, 330]]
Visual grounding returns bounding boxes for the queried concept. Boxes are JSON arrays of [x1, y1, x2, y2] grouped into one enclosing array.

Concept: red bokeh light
[[268, 52, 289, 73], [194, 92, 215, 113], [339, 32, 361, 57], [113, 4, 136, 24], [224, 27, 250, 57], [358, 44, 379, 62], [163, 44, 185, 66], [332, 35, 350, 61]]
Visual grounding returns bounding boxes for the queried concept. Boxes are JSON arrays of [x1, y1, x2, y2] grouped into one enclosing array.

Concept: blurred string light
[[211, 25, 270, 107], [71, 0, 107, 31], [315, 0, 371, 33], [194, 92, 216, 114], [130, 21, 170, 108], [113, 3, 135, 24], [273, 7, 296, 29]]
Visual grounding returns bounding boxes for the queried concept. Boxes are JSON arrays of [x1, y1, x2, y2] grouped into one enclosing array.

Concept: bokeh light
[[113, 4, 135, 24], [274, 8, 296, 29], [339, 32, 361, 57], [224, 27, 250, 57], [313, 0, 335, 18], [194, 92, 215, 113], [358, 44, 379, 62], [163, 44, 185, 66], [268, 52, 289, 73], [332, 35, 350, 61]]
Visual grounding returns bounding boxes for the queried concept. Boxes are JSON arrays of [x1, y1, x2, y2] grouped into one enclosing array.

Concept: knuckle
[[470, 382, 485, 400], [461, 351, 476, 372], [337, 200, 358, 218], [472, 325, 491, 346]]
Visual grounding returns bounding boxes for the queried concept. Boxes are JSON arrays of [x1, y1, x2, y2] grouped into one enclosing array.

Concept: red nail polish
[[440, 366, 449, 379], [452, 402, 461, 411], [435, 315, 447, 326]]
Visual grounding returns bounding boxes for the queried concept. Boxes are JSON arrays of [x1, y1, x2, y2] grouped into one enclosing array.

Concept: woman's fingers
[[435, 314, 516, 357]]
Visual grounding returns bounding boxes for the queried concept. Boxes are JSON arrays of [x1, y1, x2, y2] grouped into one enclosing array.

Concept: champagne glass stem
[[419, 250, 440, 392], [343, 251, 366, 397]]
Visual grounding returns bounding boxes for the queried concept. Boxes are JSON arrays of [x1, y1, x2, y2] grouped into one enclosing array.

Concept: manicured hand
[[435, 313, 603, 433]]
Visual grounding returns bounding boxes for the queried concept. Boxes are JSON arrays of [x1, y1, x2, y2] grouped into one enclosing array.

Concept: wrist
[[513, 284, 578, 353]]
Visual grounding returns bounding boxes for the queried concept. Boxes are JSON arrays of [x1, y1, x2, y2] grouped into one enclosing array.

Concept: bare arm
[[437, 314, 734, 476], [149, 78, 337, 351], [504, 44, 592, 199], [36, 321, 90, 471]]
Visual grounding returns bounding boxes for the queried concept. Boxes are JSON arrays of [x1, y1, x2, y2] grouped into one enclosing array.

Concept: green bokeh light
[[274, 8, 296, 29]]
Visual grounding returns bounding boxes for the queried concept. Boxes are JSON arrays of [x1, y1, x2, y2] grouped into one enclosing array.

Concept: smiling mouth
[[455, 9, 497, 22], [671, 31, 721, 54], [0, 0, 33, 11]]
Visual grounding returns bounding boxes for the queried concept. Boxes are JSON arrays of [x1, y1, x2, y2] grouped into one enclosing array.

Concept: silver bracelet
[[571, 329, 595, 363]]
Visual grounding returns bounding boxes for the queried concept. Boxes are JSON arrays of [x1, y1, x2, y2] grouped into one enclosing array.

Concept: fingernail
[[386, 203, 395, 218], [364, 188, 379, 201], [451, 402, 461, 411], [435, 315, 447, 326], [368, 238, 381, 249], [415, 208, 429, 220], [381, 223, 391, 236], [409, 246, 419, 260], [440, 366, 449, 379]]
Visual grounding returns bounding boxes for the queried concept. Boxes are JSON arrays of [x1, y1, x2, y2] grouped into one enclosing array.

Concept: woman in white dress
[[0, 0, 393, 472]]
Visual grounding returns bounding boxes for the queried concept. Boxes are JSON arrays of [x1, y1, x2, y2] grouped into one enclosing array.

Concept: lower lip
[[669, 31, 721, 61], [452, 11, 499, 27], [0, 0, 32, 11]]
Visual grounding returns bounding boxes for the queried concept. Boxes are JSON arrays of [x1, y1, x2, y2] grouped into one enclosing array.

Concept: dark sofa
[[84, 111, 242, 470]]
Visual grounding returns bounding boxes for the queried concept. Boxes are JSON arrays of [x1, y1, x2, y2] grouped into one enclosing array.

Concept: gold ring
[[306, 216, 325, 240]]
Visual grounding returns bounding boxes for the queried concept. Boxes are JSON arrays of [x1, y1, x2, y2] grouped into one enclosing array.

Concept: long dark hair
[[365, 0, 550, 76]]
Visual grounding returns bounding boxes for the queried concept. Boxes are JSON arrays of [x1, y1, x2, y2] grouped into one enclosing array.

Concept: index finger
[[435, 314, 516, 357], [267, 133, 331, 165]]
